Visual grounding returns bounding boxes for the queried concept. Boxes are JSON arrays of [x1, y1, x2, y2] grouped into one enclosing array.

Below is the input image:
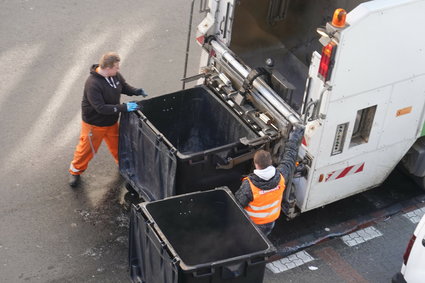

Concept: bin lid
[[139, 187, 276, 270]]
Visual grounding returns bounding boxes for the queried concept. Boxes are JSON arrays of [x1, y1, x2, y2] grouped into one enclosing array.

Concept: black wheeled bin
[[119, 86, 266, 201], [129, 188, 276, 283]]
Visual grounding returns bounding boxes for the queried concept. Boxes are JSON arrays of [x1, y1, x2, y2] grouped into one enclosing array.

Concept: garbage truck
[[121, 0, 425, 216], [121, 0, 425, 281]]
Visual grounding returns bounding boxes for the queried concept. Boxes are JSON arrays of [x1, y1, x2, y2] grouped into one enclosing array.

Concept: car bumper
[[392, 272, 407, 283]]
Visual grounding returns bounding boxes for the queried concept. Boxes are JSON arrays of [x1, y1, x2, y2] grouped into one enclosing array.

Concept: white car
[[392, 212, 425, 283]]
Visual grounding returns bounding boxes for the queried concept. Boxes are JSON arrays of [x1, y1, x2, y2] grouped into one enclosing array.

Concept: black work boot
[[69, 174, 81, 187]]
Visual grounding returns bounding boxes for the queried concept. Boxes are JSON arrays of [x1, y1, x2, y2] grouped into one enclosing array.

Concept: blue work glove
[[289, 123, 305, 142], [126, 102, 139, 112], [136, 88, 148, 97]]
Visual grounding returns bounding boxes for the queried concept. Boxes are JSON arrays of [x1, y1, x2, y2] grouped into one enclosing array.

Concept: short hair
[[253, 150, 272, 169], [99, 52, 120, 69]]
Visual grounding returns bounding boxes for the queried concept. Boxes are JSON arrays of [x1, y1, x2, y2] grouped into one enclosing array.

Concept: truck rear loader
[[190, 0, 425, 218]]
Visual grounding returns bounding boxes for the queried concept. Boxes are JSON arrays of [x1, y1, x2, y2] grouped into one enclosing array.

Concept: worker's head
[[99, 52, 120, 76], [253, 150, 272, 170]]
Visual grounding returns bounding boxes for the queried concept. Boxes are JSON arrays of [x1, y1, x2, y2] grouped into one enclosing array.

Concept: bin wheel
[[125, 182, 138, 195], [124, 191, 142, 206], [123, 183, 143, 207]]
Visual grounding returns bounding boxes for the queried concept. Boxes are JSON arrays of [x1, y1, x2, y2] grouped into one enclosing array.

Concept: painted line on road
[[266, 250, 314, 273], [403, 207, 425, 224], [341, 226, 383, 247], [315, 246, 368, 283]]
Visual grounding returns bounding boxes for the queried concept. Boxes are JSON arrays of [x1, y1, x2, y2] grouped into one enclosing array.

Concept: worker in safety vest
[[235, 125, 304, 236], [68, 52, 148, 187]]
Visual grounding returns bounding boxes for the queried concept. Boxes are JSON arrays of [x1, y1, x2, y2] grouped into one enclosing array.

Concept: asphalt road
[[0, 0, 200, 281], [264, 207, 424, 283], [1, 1, 424, 283]]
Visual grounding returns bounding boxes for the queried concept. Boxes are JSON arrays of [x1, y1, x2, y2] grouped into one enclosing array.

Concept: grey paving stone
[[342, 226, 383, 247], [266, 251, 314, 274], [403, 207, 425, 224]]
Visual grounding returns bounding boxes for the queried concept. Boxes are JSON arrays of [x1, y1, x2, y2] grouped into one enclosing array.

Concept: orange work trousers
[[69, 121, 119, 175]]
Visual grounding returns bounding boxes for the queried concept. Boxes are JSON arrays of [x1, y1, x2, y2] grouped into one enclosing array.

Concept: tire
[[397, 164, 425, 191], [412, 175, 425, 191]]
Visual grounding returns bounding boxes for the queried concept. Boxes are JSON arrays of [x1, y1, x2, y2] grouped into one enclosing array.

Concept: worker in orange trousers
[[69, 52, 147, 187]]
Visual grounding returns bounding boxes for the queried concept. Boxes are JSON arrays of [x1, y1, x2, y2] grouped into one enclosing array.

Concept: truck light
[[403, 234, 416, 265], [396, 106, 412, 117], [196, 35, 205, 45], [331, 8, 347, 28], [302, 136, 307, 146], [318, 42, 336, 81]]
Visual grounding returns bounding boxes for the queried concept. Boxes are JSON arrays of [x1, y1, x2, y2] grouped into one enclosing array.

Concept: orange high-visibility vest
[[243, 175, 286, 225]]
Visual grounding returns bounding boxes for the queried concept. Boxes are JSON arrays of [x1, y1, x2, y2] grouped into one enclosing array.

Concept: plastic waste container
[[119, 85, 270, 201], [129, 187, 276, 283]]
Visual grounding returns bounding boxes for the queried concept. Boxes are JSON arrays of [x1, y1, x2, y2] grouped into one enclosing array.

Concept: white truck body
[[195, 0, 425, 214]]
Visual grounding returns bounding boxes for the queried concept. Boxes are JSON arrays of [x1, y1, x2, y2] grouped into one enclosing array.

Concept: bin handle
[[189, 156, 208, 165], [193, 267, 215, 278], [248, 256, 266, 266], [240, 135, 274, 147], [216, 150, 255, 170]]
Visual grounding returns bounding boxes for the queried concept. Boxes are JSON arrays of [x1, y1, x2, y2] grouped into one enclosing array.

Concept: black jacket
[[81, 64, 138, 126], [235, 127, 304, 208]]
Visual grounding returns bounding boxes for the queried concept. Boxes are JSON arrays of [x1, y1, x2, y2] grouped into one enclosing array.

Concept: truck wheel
[[397, 164, 425, 191], [412, 175, 425, 191]]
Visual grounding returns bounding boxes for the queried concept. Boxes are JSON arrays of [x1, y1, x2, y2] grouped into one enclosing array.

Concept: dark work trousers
[[257, 221, 275, 236]]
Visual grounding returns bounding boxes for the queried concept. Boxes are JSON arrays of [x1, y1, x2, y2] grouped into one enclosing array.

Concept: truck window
[[350, 105, 377, 147]]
